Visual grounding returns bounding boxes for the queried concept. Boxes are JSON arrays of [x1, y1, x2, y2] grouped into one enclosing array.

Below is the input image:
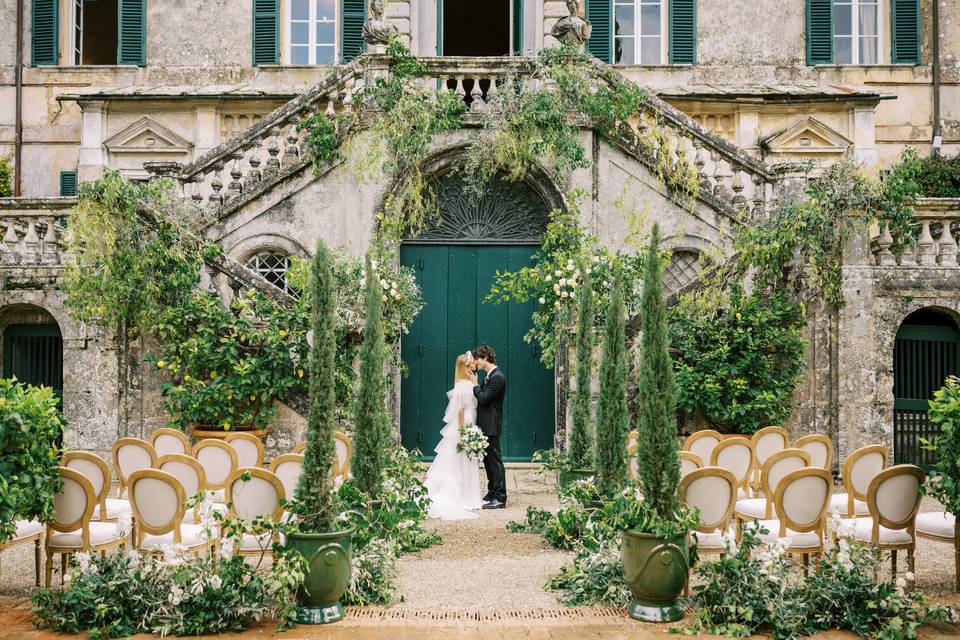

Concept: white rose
[[554, 301, 561, 308], [570, 292, 576, 299], [592, 255, 600, 263], [559, 278, 567, 286], [569, 281, 578, 289], [561, 291, 569, 298], [538, 297, 546, 305], [554, 269, 562, 277], [379, 278, 389, 288], [553, 284, 561, 293], [545, 274, 552, 282]]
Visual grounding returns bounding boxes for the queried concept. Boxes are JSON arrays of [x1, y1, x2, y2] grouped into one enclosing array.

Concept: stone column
[[851, 104, 879, 168], [194, 104, 219, 158], [736, 107, 761, 156]]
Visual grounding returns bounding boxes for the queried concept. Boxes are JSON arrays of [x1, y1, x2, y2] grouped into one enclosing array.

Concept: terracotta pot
[[286, 529, 353, 624], [189, 426, 270, 441], [621, 529, 688, 622]]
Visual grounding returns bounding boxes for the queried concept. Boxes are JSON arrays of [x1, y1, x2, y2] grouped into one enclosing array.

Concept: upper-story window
[[614, 0, 665, 65], [832, 0, 879, 64], [31, 0, 146, 67], [287, 0, 336, 65]]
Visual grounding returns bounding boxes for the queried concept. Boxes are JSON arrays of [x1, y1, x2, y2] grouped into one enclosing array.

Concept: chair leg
[[44, 550, 53, 588], [60, 553, 66, 585], [907, 548, 916, 591], [34, 538, 41, 587]]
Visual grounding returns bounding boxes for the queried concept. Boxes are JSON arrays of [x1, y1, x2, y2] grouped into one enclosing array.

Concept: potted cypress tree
[[593, 270, 628, 497], [286, 240, 353, 625], [621, 224, 690, 622], [352, 253, 390, 503], [559, 258, 596, 489]]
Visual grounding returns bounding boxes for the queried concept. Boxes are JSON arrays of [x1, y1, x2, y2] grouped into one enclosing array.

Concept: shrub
[[594, 274, 628, 496], [885, 148, 960, 199], [925, 375, 960, 515], [0, 379, 64, 542], [568, 257, 595, 468], [0, 155, 12, 197]]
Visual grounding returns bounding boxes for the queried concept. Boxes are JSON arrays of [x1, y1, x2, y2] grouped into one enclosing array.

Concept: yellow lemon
[[279, 330, 287, 337], [184, 375, 191, 382], [210, 371, 218, 380], [156, 360, 165, 369], [222, 421, 231, 431], [226, 393, 233, 400], [298, 369, 304, 378], [250, 395, 257, 402]]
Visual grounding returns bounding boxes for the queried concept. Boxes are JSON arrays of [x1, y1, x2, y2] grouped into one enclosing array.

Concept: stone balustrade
[[0, 198, 75, 268], [871, 198, 960, 267], [412, 56, 536, 111]]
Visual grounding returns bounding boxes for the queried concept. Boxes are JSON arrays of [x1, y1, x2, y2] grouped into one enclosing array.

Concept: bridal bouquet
[[457, 424, 488, 463]]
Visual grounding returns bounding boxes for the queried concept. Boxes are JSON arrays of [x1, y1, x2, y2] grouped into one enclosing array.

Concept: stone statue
[[551, 0, 592, 47], [363, 0, 398, 49]]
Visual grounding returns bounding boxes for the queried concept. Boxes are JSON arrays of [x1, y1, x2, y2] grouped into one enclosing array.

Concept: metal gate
[[2, 323, 63, 406], [893, 323, 960, 469]]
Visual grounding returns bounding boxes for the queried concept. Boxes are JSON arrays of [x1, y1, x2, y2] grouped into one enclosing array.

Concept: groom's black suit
[[474, 368, 507, 503]]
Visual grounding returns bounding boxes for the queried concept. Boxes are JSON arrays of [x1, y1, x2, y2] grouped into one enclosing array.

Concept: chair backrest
[[761, 448, 811, 498], [710, 437, 753, 489], [681, 466, 737, 533], [334, 432, 353, 477], [158, 454, 207, 499], [867, 465, 925, 533], [128, 469, 186, 546], [62, 451, 111, 515], [751, 426, 790, 467], [626, 443, 639, 481], [793, 434, 834, 470], [112, 438, 158, 497], [679, 451, 703, 478], [627, 430, 638, 448], [683, 430, 723, 468], [50, 467, 96, 536], [293, 441, 307, 455], [226, 468, 285, 522], [224, 432, 265, 468], [192, 439, 238, 490], [150, 428, 190, 457], [269, 453, 304, 500], [843, 444, 889, 501], [773, 467, 833, 535]]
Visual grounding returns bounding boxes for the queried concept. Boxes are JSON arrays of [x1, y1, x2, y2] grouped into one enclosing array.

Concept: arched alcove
[[0, 304, 64, 408]]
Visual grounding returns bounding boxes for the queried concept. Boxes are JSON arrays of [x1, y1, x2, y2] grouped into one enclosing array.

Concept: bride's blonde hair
[[454, 354, 471, 383]]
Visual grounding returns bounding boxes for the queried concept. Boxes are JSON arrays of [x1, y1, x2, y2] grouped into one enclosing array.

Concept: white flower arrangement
[[457, 423, 489, 463]]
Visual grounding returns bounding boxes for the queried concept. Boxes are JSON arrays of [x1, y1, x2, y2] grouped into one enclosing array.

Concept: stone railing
[[870, 198, 960, 267], [411, 56, 537, 111], [0, 198, 76, 268]]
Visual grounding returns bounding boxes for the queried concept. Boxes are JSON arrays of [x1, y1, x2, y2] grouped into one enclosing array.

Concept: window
[[246, 251, 295, 295], [72, 0, 118, 65], [832, 0, 879, 64], [287, 0, 336, 65], [614, 0, 664, 64]]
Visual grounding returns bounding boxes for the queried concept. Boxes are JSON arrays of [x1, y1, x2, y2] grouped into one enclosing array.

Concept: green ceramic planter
[[557, 468, 595, 491], [621, 529, 688, 622], [286, 528, 353, 624]]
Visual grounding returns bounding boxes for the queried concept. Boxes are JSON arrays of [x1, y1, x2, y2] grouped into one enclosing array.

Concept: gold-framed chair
[[269, 454, 304, 517], [112, 438, 158, 499], [158, 453, 226, 524], [0, 520, 43, 586], [850, 464, 926, 584], [45, 467, 130, 586], [746, 467, 833, 568], [333, 431, 353, 481], [915, 510, 958, 591], [63, 451, 128, 522], [749, 426, 790, 493], [710, 436, 754, 498], [735, 448, 811, 523], [192, 439, 239, 501], [793, 434, 834, 471], [627, 430, 639, 449], [830, 444, 889, 518], [679, 451, 703, 478], [127, 469, 215, 556], [681, 466, 738, 559], [224, 432, 266, 468], [626, 443, 639, 481], [226, 468, 286, 557], [149, 428, 191, 457], [683, 430, 723, 470], [292, 441, 307, 455]]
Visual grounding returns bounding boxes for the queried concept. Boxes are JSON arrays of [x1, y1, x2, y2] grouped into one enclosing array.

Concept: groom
[[471, 345, 507, 509]]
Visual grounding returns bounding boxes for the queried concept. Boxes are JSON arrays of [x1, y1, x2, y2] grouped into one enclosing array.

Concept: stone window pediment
[[103, 116, 193, 156], [763, 117, 852, 156]]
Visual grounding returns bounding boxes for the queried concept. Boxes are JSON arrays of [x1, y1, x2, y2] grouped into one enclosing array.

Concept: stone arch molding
[[227, 233, 310, 264]]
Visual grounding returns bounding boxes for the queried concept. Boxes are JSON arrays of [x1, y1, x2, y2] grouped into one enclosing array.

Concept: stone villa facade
[[0, 0, 958, 467]]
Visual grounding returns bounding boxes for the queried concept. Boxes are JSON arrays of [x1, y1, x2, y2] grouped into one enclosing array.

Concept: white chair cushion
[[47, 522, 127, 548], [12, 520, 43, 541], [915, 511, 956, 539], [852, 518, 914, 545], [92, 498, 130, 521], [830, 493, 869, 516], [239, 531, 284, 552], [748, 519, 822, 549], [737, 488, 752, 500], [181, 503, 228, 524], [692, 527, 735, 552], [211, 489, 226, 503], [735, 498, 768, 520], [140, 524, 211, 551]]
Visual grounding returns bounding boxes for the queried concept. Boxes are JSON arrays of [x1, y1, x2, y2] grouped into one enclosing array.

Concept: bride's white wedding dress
[[424, 379, 484, 521]]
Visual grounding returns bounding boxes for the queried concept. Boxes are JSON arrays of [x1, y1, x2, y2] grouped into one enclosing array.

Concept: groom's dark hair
[[475, 344, 496, 364]]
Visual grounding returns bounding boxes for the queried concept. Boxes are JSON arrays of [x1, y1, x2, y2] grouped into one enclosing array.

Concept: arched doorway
[[893, 308, 960, 468], [0, 305, 64, 408], [399, 172, 555, 461]]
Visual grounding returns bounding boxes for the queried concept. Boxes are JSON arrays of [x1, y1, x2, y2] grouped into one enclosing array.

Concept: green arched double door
[[400, 174, 555, 461]]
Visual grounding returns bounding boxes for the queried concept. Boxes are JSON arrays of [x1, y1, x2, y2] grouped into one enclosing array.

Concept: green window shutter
[[891, 0, 920, 64], [252, 0, 279, 66], [59, 171, 77, 197], [340, 0, 367, 63], [806, 0, 832, 65], [118, 0, 146, 66], [512, 0, 523, 55], [585, 0, 612, 63], [669, 0, 696, 64], [31, 0, 58, 66]]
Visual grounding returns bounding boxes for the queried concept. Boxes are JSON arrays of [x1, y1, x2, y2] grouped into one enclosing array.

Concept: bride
[[424, 352, 484, 520]]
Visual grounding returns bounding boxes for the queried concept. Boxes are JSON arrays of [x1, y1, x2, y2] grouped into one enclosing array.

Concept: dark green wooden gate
[[400, 245, 554, 461], [893, 323, 960, 469], [2, 323, 64, 405]]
